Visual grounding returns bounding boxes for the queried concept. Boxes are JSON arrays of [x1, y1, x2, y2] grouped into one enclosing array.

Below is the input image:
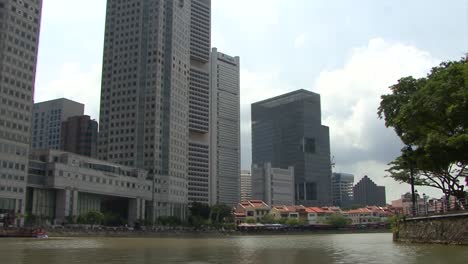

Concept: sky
[[34, 0, 468, 202]]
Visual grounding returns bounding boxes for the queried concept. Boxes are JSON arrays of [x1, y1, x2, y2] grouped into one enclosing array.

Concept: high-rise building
[[61, 115, 98, 158], [240, 170, 252, 201], [98, 0, 211, 219], [209, 48, 240, 206], [251, 163, 294, 206], [251, 89, 332, 206], [353, 175, 386, 206], [331, 172, 354, 208], [0, 0, 42, 226], [31, 98, 84, 150], [187, 0, 212, 205]]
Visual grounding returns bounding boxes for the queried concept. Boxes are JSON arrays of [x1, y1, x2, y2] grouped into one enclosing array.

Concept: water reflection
[[1, 233, 467, 264]]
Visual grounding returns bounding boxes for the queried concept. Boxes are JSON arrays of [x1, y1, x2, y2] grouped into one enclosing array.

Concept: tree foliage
[[378, 56, 468, 199], [84, 210, 104, 225], [326, 214, 351, 228], [259, 214, 276, 224]]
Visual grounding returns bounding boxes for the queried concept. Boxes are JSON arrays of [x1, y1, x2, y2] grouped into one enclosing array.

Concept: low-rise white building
[[27, 150, 152, 225]]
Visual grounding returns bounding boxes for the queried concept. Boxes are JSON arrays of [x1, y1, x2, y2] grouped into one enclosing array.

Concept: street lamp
[[423, 193, 428, 215]]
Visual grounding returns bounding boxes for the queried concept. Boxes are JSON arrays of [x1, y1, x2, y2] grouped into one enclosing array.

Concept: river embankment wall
[[394, 212, 468, 245]]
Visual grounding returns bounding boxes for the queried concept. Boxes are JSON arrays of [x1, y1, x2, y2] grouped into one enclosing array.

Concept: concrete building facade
[[251, 163, 294, 206], [0, 0, 42, 225], [98, 0, 216, 219], [251, 89, 332, 206], [209, 48, 240, 206], [61, 115, 98, 158], [27, 150, 151, 224], [353, 175, 386, 207], [331, 172, 354, 208], [32, 98, 84, 150], [187, 0, 212, 205], [240, 170, 252, 201]]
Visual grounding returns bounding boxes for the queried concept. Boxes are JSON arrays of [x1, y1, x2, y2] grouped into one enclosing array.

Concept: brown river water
[[0, 233, 466, 264]]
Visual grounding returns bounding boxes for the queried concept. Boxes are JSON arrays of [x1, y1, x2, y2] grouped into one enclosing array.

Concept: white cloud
[[34, 63, 102, 120], [313, 38, 441, 201], [213, 0, 281, 33], [294, 33, 306, 48]]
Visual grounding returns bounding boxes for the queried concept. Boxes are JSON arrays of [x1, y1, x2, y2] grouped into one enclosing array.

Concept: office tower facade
[[331, 172, 354, 208], [251, 163, 294, 206], [31, 98, 84, 150], [98, 0, 213, 219], [353, 175, 386, 206], [0, 0, 42, 226], [209, 48, 240, 206], [61, 115, 98, 158], [240, 170, 252, 201], [187, 0, 211, 205], [252, 89, 332, 206]]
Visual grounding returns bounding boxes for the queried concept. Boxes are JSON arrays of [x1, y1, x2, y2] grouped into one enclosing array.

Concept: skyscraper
[[187, 0, 211, 205], [353, 175, 386, 207], [98, 0, 214, 217], [0, 0, 42, 225], [251, 89, 332, 206], [331, 172, 354, 208], [98, 0, 194, 219], [209, 48, 240, 206], [31, 98, 84, 150]]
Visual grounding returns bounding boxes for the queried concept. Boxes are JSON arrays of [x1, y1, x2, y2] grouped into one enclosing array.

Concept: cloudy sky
[[34, 0, 468, 201]]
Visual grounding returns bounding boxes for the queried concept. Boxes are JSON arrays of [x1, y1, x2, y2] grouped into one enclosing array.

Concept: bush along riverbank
[[5, 223, 390, 238]]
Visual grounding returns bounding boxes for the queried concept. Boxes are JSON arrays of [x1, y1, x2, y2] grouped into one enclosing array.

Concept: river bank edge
[[41, 228, 391, 238]]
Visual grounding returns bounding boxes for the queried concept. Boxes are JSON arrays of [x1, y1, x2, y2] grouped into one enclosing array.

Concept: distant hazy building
[[0, 0, 43, 225], [353, 175, 386, 206], [251, 89, 332, 206], [209, 48, 240, 206], [61, 115, 98, 158], [240, 170, 252, 201], [331, 173, 354, 208], [32, 98, 84, 150], [27, 150, 151, 225], [252, 163, 294, 206]]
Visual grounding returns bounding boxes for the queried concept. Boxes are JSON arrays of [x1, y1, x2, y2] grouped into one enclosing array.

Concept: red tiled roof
[[307, 207, 333, 213]]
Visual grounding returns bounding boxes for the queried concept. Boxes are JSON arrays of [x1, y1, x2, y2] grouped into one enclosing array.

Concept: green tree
[[378, 56, 468, 200], [85, 210, 104, 226], [245, 218, 256, 224], [286, 218, 299, 226], [102, 212, 119, 226], [189, 202, 211, 219], [326, 214, 351, 228], [210, 204, 233, 224], [259, 214, 276, 224], [157, 216, 181, 226]]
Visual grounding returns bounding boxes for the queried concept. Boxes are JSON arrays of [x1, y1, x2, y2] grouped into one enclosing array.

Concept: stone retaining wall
[[394, 212, 468, 245]]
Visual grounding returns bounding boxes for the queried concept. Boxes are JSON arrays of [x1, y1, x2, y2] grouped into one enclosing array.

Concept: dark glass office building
[[251, 89, 332, 206], [353, 175, 386, 206]]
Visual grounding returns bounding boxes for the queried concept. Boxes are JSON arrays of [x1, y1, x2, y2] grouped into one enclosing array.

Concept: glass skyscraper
[[251, 89, 332, 206]]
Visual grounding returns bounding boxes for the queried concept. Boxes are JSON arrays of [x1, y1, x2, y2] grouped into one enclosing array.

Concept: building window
[[303, 137, 315, 153]]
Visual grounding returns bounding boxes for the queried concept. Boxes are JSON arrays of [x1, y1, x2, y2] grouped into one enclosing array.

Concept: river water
[[0, 233, 466, 264]]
